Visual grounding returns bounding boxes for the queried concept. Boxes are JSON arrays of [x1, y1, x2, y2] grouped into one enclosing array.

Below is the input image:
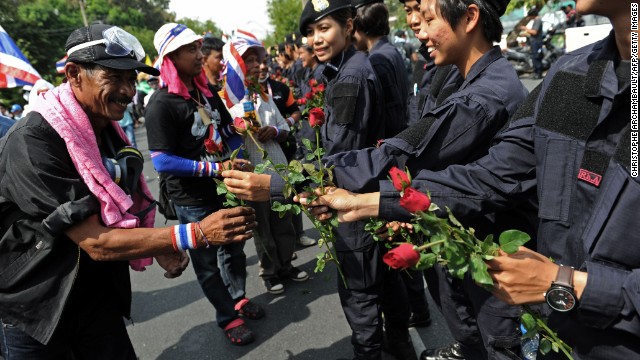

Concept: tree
[[265, 0, 303, 46]]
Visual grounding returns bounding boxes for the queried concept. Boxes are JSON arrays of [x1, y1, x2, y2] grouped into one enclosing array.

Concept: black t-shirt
[[144, 85, 233, 206]]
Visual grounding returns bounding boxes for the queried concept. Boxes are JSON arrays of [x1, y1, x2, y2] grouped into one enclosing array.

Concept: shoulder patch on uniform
[[330, 82, 359, 125], [537, 71, 602, 140], [396, 115, 438, 148]]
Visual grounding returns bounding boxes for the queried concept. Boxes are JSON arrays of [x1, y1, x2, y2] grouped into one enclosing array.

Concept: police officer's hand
[[256, 125, 277, 142], [486, 247, 584, 305], [156, 252, 190, 279], [296, 187, 380, 223], [200, 206, 257, 244], [221, 170, 272, 201]]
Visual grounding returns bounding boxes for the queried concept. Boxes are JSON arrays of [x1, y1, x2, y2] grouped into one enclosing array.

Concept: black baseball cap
[[65, 24, 159, 76]]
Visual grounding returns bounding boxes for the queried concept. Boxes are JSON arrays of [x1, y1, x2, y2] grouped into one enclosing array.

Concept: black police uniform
[[325, 46, 535, 359], [368, 37, 410, 138], [380, 32, 637, 359]]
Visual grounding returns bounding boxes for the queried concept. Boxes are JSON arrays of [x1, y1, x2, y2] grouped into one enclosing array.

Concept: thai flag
[[222, 29, 261, 108], [0, 25, 41, 88], [55, 55, 67, 74]]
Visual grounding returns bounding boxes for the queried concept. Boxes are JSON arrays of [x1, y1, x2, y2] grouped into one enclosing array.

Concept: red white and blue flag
[[222, 29, 261, 108], [0, 25, 41, 88], [56, 55, 68, 74]]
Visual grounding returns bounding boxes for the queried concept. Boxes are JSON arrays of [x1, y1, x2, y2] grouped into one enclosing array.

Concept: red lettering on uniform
[[577, 168, 602, 187]]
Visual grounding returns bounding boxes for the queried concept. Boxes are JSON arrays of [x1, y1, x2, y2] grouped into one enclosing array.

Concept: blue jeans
[[120, 124, 137, 148], [174, 203, 247, 328], [1, 299, 135, 360]]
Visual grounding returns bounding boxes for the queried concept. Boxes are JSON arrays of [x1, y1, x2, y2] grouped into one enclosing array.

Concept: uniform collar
[[460, 46, 503, 89], [322, 45, 356, 81], [370, 37, 389, 53]]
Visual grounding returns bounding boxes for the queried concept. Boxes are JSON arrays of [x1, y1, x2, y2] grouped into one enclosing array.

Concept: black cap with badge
[[299, 0, 354, 36], [351, 0, 382, 9], [65, 24, 159, 76]]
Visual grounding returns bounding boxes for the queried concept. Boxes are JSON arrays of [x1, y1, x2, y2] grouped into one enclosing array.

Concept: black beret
[[488, 0, 510, 17], [299, 0, 353, 36], [351, 0, 382, 9]]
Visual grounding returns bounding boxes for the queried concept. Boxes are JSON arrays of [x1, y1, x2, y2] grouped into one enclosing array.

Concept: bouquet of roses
[[373, 167, 573, 359], [297, 79, 325, 118]]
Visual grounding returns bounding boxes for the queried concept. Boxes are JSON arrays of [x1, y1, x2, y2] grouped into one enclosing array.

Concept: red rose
[[204, 138, 221, 154], [309, 78, 318, 87], [309, 107, 325, 128], [400, 187, 431, 213], [297, 97, 307, 105], [316, 83, 325, 92], [233, 117, 247, 134], [305, 91, 314, 100], [389, 166, 410, 191], [383, 243, 420, 270]]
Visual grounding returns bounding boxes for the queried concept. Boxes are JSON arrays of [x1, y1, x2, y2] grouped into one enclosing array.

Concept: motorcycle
[[503, 24, 565, 76]]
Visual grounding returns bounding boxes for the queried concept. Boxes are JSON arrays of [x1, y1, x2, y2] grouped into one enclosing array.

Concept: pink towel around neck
[[160, 57, 212, 100], [32, 82, 155, 271]]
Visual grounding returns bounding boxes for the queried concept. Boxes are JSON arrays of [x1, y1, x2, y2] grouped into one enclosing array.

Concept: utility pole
[[78, 0, 88, 27]]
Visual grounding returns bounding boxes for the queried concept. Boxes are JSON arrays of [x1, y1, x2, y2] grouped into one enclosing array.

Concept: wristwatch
[[545, 265, 577, 312]]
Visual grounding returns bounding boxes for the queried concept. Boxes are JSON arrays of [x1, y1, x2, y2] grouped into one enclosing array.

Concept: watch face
[[546, 287, 576, 312]]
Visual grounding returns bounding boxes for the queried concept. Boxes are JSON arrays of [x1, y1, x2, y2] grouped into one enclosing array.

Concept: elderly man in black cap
[[0, 24, 256, 359]]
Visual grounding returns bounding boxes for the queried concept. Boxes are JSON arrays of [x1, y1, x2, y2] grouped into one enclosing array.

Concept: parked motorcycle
[[503, 24, 565, 76]]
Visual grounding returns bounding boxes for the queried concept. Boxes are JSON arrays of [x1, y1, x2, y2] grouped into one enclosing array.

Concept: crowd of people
[[0, 0, 634, 359]]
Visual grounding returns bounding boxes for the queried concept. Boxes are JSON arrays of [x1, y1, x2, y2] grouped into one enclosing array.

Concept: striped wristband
[[171, 223, 199, 251], [270, 126, 280, 138], [195, 161, 221, 177], [286, 117, 295, 127]]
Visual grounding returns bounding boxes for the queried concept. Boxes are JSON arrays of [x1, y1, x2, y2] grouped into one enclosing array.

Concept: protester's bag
[[157, 175, 177, 221]]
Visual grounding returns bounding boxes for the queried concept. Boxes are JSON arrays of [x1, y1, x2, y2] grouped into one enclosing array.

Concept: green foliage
[[264, 0, 303, 46], [499, 229, 531, 254]]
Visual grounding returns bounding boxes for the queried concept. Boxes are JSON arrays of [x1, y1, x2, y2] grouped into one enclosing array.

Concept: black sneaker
[[408, 311, 432, 328], [281, 267, 309, 282], [264, 278, 284, 294], [420, 342, 465, 360]]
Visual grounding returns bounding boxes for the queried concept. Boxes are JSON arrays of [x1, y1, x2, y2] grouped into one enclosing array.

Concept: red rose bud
[[309, 107, 325, 128], [400, 187, 431, 213], [297, 98, 307, 105], [316, 83, 325, 92], [233, 117, 248, 134], [204, 139, 220, 154], [305, 91, 314, 100], [383, 243, 420, 270], [309, 78, 318, 87], [389, 166, 410, 191]]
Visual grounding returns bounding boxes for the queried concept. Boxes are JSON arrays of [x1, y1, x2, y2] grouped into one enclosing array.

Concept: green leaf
[[428, 202, 440, 212], [271, 201, 286, 212], [306, 153, 316, 161], [254, 163, 268, 174], [498, 230, 531, 254], [302, 163, 318, 177], [291, 204, 301, 215], [470, 254, 493, 286], [261, 150, 269, 161], [283, 183, 293, 199], [551, 342, 559, 353], [415, 253, 437, 270], [302, 138, 313, 151], [539, 338, 552, 355], [520, 313, 537, 332], [315, 256, 326, 273], [330, 216, 339, 228], [288, 171, 306, 184], [289, 160, 303, 173], [229, 148, 240, 162], [446, 207, 463, 228]]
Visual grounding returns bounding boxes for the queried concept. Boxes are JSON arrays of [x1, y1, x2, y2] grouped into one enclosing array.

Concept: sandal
[[223, 318, 254, 345], [234, 298, 265, 320]]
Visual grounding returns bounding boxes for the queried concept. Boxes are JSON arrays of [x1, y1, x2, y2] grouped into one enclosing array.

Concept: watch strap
[[554, 265, 574, 288]]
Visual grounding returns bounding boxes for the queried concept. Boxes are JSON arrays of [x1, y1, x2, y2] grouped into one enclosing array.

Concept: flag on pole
[[222, 29, 262, 108], [56, 55, 68, 74], [0, 25, 41, 88]]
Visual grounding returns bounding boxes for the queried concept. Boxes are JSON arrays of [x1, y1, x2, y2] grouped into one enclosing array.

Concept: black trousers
[[337, 243, 411, 360]]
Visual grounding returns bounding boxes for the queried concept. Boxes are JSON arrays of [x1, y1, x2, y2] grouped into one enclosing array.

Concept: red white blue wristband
[[171, 223, 198, 251], [195, 161, 221, 177]]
